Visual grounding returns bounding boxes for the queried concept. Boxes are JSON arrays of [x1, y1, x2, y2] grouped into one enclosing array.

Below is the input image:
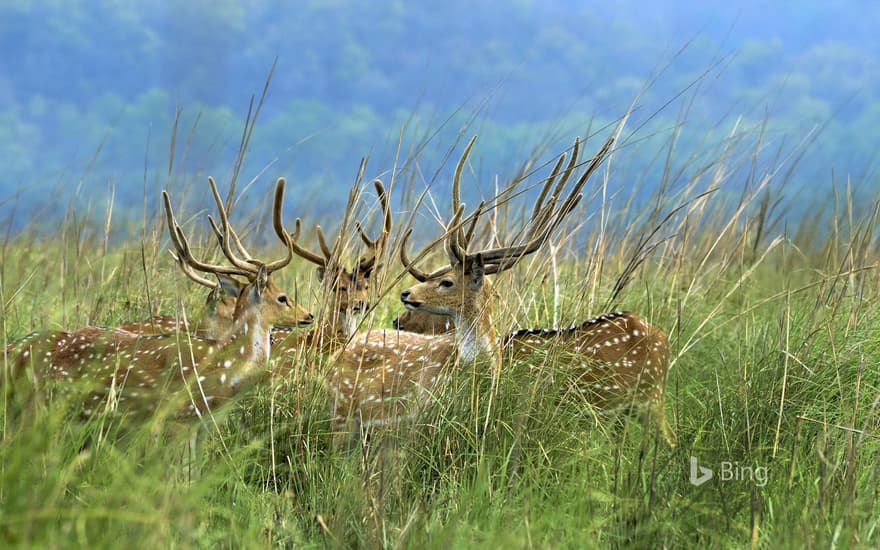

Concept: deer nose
[[304, 313, 315, 323], [400, 290, 411, 301], [350, 301, 369, 313]]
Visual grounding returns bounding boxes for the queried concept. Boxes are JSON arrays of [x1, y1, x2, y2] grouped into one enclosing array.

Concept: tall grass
[[1, 125, 878, 548]]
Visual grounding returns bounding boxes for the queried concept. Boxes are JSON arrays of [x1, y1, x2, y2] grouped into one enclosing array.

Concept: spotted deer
[[117, 176, 337, 347], [3, 179, 314, 420], [503, 310, 674, 446], [115, 176, 287, 339], [396, 293, 673, 445], [281, 178, 392, 352], [395, 305, 673, 446], [328, 135, 611, 446]]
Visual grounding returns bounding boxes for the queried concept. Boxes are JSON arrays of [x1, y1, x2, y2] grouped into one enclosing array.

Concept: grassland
[[1, 137, 879, 549]]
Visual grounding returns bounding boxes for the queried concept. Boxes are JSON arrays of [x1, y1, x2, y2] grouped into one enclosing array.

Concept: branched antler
[[162, 176, 293, 284], [289, 165, 392, 274], [401, 135, 614, 280]]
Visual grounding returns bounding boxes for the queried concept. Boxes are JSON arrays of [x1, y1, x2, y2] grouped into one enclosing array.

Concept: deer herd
[[2, 136, 675, 448]]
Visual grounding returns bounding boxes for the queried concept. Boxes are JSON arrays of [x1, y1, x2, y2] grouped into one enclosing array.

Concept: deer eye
[[338, 286, 349, 293], [277, 295, 289, 304], [439, 279, 454, 288]]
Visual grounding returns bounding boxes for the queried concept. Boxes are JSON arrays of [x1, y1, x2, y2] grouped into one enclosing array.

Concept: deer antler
[[400, 204, 465, 282], [163, 176, 294, 282], [401, 135, 614, 279], [168, 250, 219, 289], [480, 136, 612, 274], [289, 185, 359, 269], [163, 191, 255, 279], [290, 218, 330, 267], [447, 136, 478, 265], [473, 136, 580, 266], [354, 179, 392, 273], [290, 165, 391, 274], [206, 177, 292, 274]]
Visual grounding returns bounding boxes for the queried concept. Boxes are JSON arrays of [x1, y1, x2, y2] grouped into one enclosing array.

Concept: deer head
[[162, 177, 315, 338], [289, 178, 392, 335], [398, 136, 612, 332]]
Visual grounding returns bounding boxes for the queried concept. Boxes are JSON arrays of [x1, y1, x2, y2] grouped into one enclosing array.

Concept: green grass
[[2, 161, 880, 549]]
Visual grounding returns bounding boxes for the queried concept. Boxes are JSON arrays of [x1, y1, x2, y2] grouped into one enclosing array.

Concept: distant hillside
[[1, 0, 877, 221]]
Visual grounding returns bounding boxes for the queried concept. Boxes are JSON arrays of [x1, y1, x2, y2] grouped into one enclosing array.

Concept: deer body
[[329, 263, 500, 435], [3, 178, 315, 421], [504, 310, 674, 445], [6, 269, 312, 419], [392, 309, 455, 335]]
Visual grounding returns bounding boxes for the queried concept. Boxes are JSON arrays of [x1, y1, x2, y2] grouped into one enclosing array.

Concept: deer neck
[[322, 306, 358, 340], [339, 308, 363, 340], [225, 309, 271, 364], [193, 288, 235, 340], [451, 287, 499, 367]]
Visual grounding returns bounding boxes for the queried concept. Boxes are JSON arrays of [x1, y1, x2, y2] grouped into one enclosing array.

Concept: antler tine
[[262, 177, 294, 273], [315, 226, 335, 260], [474, 135, 610, 269], [354, 180, 392, 247], [399, 228, 432, 282], [524, 136, 581, 242], [355, 178, 393, 273], [207, 215, 223, 244], [224, 216, 258, 264], [162, 191, 253, 278], [399, 205, 464, 282], [169, 250, 217, 289], [207, 176, 258, 273], [271, 177, 289, 246], [564, 135, 613, 210], [448, 135, 477, 264], [354, 221, 371, 247], [530, 151, 567, 228], [463, 200, 486, 249], [538, 136, 581, 231], [162, 191, 189, 258], [482, 193, 583, 275], [290, 218, 328, 267]]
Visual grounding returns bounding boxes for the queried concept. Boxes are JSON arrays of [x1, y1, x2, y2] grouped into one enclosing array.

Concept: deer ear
[[216, 274, 243, 298], [361, 263, 380, 279], [468, 254, 485, 290], [249, 265, 269, 301], [315, 266, 326, 282]]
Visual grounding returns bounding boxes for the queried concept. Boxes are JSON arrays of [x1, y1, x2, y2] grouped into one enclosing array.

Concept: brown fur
[[392, 309, 455, 334], [4, 270, 313, 420], [374, 307, 675, 446], [503, 310, 674, 446], [329, 258, 500, 446]]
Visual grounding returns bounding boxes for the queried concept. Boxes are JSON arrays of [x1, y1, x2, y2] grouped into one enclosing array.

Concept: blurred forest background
[[1, 0, 878, 225]]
